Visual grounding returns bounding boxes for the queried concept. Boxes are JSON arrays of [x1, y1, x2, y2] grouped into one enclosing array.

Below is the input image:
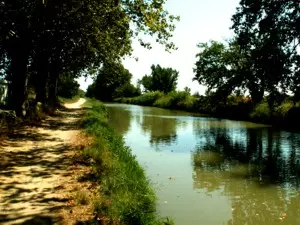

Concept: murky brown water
[[106, 103, 300, 225]]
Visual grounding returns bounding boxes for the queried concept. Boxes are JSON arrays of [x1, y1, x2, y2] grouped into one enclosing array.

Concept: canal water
[[106, 103, 300, 225]]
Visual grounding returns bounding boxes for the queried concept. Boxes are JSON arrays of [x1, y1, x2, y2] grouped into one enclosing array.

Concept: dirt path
[[0, 98, 86, 225]]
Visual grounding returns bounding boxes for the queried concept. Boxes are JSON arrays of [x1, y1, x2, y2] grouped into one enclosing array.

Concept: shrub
[[125, 91, 164, 106], [250, 102, 271, 123], [153, 95, 172, 108]]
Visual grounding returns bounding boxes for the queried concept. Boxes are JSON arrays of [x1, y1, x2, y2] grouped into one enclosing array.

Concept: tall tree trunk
[[48, 68, 59, 107], [8, 46, 29, 117], [36, 73, 48, 104], [36, 51, 49, 104], [36, 1, 49, 105], [249, 84, 264, 105]]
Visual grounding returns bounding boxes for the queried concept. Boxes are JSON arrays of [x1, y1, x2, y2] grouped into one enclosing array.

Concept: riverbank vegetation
[[0, 0, 178, 117], [84, 1, 300, 129], [85, 62, 141, 101], [117, 91, 300, 129], [80, 99, 173, 225], [0, 2, 178, 223]]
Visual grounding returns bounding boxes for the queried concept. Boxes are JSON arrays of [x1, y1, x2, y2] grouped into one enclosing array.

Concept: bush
[[250, 102, 271, 123], [121, 91, 164, 106], [153, 91, 197, 110], [153, 95, 172, 108], [115, 90, 300, 129], [274, 100, 293, 118]]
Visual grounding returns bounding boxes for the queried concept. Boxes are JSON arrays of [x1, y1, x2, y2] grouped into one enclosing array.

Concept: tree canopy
[[193, 40, 264, 103], [0, 0, 178, 116], [86, 62, 140, 101], [139, 64, 179, 93], [231, 0, 300, 106], [194, 0, 300, 107]]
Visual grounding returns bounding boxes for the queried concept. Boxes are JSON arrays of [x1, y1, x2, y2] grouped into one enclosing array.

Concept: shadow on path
[[0, 107, 84, 225]]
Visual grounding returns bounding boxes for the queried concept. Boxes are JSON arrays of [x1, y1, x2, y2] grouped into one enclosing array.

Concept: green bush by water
[[81, 99, 174, 225], [116, 92, 300, 129], [117, 91, 198, 111]]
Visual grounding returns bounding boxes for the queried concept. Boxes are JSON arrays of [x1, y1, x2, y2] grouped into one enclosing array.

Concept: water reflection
[[106, 103, 300, 225], [107, 104, 189, 146], [192, 126, 300, 186], [192, 128, 300, 224], [141, 115, 178, 146], [107, 106, 131, 135]]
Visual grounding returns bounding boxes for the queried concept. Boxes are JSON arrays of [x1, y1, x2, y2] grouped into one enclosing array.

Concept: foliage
[[194, 41, 230, 93], [119, 90, 197, 110], [193, 1, 300, 110], [117, 90, 300, 129], [120, 91, 164, 106], [154, 91, 196, 110], [250, 102, 271, 124], [114, 83, 141, 98], [0, 0, 178, 116], [81, 99, 174, 225], [86, 62, 138, 101], [78, 89, 85, 98], [184, 86, 191, 94], [231, 0, 300, 108], [139, 64, 179, 93], [57, 73, 80, 99], [193, 40, 263, 104]]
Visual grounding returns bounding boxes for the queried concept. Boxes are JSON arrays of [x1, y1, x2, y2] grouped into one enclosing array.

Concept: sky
[[77, 0, 240, 95]]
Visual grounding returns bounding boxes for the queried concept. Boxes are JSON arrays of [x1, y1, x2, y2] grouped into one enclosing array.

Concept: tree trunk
[[36, 73, 48, 104], [36, 52, 49, 104], [249, 86, 264, 105], [8, 47, 29, 117], [48, 69, 59, 107]]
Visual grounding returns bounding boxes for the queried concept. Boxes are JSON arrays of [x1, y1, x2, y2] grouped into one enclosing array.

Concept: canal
[[106, 103, 300, 225]]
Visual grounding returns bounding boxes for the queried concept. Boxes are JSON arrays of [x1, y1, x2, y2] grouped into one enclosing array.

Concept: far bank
[[113, 91, 300, 132]]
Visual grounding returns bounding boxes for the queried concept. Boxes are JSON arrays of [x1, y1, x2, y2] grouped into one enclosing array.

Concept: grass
[[81, 99, 174, 225], [75, 190, 90, 205]]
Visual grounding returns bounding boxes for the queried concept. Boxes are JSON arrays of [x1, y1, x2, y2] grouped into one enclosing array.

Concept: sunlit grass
[[81, 99, 174, 225]]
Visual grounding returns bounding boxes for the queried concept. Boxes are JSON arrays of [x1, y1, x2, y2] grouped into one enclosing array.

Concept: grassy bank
[[80, 99, 173, 225], [115, 91, 198, 111], [115, 91, 300, 130]]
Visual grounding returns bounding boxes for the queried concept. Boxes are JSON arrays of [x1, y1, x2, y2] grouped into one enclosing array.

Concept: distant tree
[[193, 91, 200, 97], [86, 62, 138, 101], [184, 87, 191, 94], [57, 73, 80, 99], [193, 40, 264, 104], [138, 75, 153, 93], [114, 83, 141, 98], [139, 64, 179, 93]]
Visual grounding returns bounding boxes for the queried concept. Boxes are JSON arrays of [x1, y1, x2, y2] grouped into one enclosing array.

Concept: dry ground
[[0, 98, 97, 225]]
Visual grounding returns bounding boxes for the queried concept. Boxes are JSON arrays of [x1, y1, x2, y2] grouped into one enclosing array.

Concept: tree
[[114, 83, 141, 98], [193, 41, 231, 98], [231, 0, 300, 108], [194, 41, 256, 101], [57, 73, 80, 99], [184, 87, 191, 94], [0, 0, 179, 116], [139, 64, 179, 93], [86, 62, 137, 101]]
